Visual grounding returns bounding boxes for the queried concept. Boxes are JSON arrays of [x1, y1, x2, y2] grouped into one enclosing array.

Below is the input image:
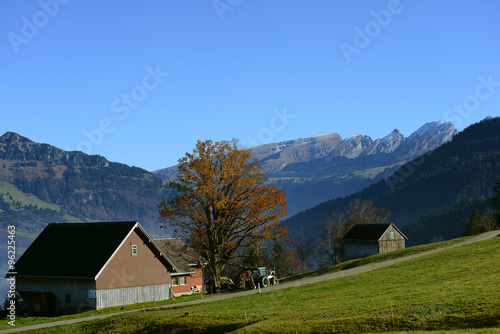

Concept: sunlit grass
[[16, 236, 500, 333], [281, 236, 472, 283], [0, 181, 62, 212], [0, 293, 210, 330]]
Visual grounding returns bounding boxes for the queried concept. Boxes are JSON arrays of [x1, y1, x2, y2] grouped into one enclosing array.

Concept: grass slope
[[0, 181, 80, 222], [280, 236, 472, 284], [16, 236, 500, 333], [0, 181, 62, 212]]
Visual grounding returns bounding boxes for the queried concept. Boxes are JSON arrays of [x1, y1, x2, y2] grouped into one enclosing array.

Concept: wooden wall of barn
[[96, 283, 171, 309], [378, 225, 406, 253], [17, 277, 96, 314], [344, 243, 379, 261], [96, 229, 171, 290]]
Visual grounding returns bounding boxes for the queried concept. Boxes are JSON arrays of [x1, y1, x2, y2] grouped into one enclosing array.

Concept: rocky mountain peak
[[247, 121, 457, 173], [0, 131, 109, 168], [247, 133, 343, 170], [0, 132, 34, 146], [395, 121, 458, 160]]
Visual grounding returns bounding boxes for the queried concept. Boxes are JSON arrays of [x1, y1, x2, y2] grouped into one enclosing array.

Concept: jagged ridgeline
[[155, 121, 458, 216], [285, 117, 500, 242], [0, 133, 173, 232]]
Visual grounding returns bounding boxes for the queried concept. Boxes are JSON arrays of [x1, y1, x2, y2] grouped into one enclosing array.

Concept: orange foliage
[[159, 139, 288, 291]]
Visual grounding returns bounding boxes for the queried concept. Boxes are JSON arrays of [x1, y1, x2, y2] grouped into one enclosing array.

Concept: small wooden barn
[[155, 238, 204, 296], [342, 223, 407, 261], [11, 221, 179, 315]]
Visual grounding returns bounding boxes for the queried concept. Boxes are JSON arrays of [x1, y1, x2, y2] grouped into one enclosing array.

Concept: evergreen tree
[[3, 292, 28, 317], [271, 241, 289, 278], [466, 209, 483, 236], [466, 207, 499, 236], [491, 176, 500, 223], [242, 242, 267, 269]]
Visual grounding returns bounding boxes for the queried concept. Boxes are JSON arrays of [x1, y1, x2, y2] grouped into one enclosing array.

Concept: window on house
[[172, 277, 179, 286], [390, 232, 395, 240], [180, 276, 187, 286], [131, 244, 138, 256], [65, 294, 71, 303]]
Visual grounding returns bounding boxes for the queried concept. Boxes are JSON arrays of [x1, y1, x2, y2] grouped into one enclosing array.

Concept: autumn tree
[[158, 139, 288, 293]]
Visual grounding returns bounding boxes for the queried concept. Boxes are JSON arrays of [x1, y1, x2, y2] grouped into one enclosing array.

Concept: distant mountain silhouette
[[154, 121, 458, 215], [284, 117, 500, 243]]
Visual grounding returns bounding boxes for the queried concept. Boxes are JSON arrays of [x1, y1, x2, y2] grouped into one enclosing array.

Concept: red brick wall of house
[[96, 229, 171, 290], [171, 266, 203, 294]]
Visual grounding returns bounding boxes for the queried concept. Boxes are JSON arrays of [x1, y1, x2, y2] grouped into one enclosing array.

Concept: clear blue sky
[[2, 1, 499, 171]]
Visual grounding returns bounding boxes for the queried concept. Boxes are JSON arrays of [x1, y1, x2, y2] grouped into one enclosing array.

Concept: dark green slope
[[0, 132, 172, 233], [401, 197, 492, 246], [285, 117, 500, 238]]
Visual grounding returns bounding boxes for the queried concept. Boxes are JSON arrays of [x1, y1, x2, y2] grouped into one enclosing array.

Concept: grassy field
[[0, 181, 61, 212], [11, 235, 499, 333], [280, 236, 473, 284], [0, 181, 80, 221], [0, 293, 212, 330]]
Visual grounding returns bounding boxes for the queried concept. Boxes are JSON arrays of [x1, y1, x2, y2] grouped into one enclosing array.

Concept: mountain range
[[0, 132, 169, 233], [0, 119, 459, 238], [285, 117, 500, 244], [154, 121, 458, 215], [1, 117, 497, 302]]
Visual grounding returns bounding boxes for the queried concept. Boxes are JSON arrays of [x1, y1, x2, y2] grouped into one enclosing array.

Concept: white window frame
[[131, 244, 138, 256], [180, 276, 187, 286], [172, 277, 179, 286]]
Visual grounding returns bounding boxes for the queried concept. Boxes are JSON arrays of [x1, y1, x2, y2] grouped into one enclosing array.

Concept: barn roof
[[342, 223, 407, 241], [12, 221, 178, 279], [154, 238, 203, 275]]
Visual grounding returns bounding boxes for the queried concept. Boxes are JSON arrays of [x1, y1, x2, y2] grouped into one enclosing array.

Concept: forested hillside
[[401, 198, 492, 246], [0, 132, 172, 233], [285, 117, 500, 241]]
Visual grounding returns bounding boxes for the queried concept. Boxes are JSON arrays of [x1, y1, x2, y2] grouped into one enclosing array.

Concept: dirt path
[[1, 230, 498, 334]]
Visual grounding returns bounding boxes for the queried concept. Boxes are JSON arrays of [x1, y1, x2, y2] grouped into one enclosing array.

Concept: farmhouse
[[10, 221, 179, 315], [342, 223, 407, 261], [154, 238, 204, 296]]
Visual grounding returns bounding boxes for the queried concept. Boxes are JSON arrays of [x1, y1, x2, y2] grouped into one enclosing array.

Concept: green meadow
[[9, 235, 499, 333]]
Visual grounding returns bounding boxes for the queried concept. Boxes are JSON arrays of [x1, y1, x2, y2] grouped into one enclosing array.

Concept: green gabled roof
[[342, 223, 406, 241], [13, 221, 151, 278]]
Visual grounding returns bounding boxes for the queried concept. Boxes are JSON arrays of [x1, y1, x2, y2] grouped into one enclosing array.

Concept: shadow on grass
[[304, 312, 500, 333], [138, 320, 260, 334]]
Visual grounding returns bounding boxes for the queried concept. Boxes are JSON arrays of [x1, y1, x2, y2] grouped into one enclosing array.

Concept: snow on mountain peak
[[410, 121, 453, 139], [380, 129, 402, 143], [345, 133, 362, 141]]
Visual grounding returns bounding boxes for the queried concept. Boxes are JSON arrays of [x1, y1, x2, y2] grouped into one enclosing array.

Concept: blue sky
[[1, 1, 499, 171]]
